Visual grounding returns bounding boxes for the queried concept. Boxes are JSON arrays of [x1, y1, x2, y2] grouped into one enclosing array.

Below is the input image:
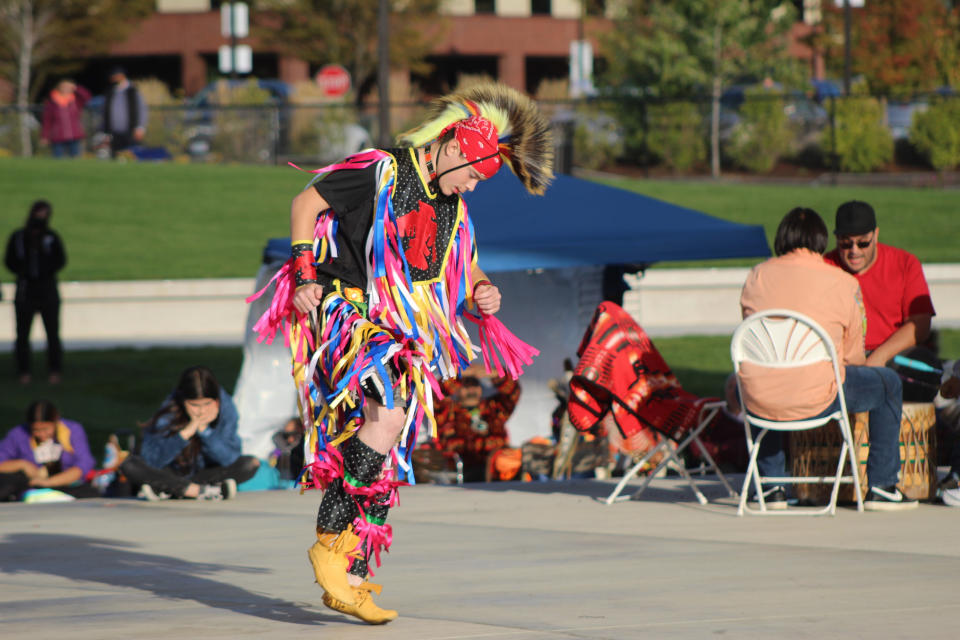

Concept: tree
[[0, 0, 152, 156], [936, 5, 960, 90], [254, 0, 443, 103], [600, 0, 802, 177], [818, 0, 955, 95]]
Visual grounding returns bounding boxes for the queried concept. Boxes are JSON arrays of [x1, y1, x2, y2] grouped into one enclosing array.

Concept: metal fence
[[1, 93, 955, 173]]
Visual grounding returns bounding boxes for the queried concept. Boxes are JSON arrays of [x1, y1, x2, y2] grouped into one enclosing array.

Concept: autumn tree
[[819, 0, 956, 95], [0, 0, 152, 155], [601, 0, 802, 177], [254, 0, 444, 103]]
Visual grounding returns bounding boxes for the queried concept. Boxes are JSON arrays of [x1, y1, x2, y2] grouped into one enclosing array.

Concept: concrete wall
[[625, 264, 960, 336], [3, 265, 960, 349], [0, 278, 254, 349]]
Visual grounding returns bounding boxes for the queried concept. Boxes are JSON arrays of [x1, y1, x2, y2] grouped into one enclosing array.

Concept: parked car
[[718, 84, 828, 142], [183, 79, 292, 161], [184, 79, 372, 164], [885, 88, 954, 141], [886, 100, 928, 141]]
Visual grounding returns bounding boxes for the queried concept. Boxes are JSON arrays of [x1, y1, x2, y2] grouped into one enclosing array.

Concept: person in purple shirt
[[119, 366, 259, 501], [0, 400, 97, 501]]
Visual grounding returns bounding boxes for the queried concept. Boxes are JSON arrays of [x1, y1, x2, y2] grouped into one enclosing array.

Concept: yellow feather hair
[[397, 83, 553, 195]]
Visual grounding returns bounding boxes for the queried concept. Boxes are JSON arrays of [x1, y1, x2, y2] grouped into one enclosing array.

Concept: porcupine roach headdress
[[396, 83, 554, 195]]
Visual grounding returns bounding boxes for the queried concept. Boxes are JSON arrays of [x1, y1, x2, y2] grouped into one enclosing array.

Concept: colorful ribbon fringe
[[247, 149, 539, 565]]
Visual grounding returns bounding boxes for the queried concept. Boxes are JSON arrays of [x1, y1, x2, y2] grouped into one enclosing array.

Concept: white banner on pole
[[569, 40, 594, 98], [220, 2, 249, 38], [218, 44, 253, 74]]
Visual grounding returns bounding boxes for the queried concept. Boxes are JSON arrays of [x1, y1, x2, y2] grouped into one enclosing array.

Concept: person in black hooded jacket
[[4, 200, 67, 384]]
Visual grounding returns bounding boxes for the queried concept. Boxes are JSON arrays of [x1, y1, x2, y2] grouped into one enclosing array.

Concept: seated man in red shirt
[[435, 373, 520, 482], [823, 201, 935, 368]]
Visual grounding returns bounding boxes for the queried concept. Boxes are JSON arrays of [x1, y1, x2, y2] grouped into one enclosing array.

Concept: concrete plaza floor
[[1, 476, 958, 640]]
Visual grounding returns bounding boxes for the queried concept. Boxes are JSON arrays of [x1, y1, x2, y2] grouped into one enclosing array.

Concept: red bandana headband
[[440, 114, 503, 179]]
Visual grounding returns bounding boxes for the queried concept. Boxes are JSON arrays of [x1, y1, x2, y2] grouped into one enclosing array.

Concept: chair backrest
[[732, 309, 834, 369], [730, 308, 848, 418]]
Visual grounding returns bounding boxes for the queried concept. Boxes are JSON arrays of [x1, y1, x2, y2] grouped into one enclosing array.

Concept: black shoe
[[863, 485, 918, 511], [748, 485, 788, 510], [937, 471, 959, 492]]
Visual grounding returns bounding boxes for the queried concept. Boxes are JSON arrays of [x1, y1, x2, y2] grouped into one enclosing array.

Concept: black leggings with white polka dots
[[316, 437, 389, 577]]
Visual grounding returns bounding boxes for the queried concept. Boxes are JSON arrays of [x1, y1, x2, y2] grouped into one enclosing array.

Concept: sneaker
[[748, 485, 788, 510], [942, 487, 960, 507], [221, 478, 237, 500], [937, 471, 959, 492], [198, 484, 224, 500], [863, 485, 919, 511], [137, 485, 171, 502]]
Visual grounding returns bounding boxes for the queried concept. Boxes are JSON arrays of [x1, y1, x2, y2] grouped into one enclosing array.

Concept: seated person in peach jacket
[[737, 207, 914, 511]]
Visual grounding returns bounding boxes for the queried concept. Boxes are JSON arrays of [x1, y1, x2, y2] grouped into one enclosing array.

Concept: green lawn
[[594, 176, 960, 268], [6, 330, 959, 467], [1, 158, 298, 280], [1, 157, 956, 281]]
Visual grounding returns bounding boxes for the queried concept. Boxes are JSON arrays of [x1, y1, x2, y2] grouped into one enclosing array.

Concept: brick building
[[69, 0, 824, 98]]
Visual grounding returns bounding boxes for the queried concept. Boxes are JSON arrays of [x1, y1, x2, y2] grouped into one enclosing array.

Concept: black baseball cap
[[834, 201, 877, 236]]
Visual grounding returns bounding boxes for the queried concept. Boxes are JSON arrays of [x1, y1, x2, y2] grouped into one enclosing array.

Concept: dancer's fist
[[473, 283, 501, 315], [293, 283, 324, 314]]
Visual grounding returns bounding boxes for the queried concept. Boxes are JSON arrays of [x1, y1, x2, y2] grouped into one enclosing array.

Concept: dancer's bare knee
[[359, 402, 406, 454]]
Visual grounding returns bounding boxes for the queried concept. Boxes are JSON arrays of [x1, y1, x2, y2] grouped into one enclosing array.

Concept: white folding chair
[[731, 309, 863, 516]]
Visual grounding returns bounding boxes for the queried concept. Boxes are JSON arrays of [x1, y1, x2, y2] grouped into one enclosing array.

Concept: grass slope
[[595, 176, 960, 268], [1, 158, 298, 280], [1, 157, 955, 280]]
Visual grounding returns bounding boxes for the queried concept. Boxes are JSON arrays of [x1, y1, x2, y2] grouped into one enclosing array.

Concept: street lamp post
[[377, 0, 390, 148], [843, 0, 851, 95]]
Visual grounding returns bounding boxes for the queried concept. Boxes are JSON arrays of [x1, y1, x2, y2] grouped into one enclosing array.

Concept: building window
[[531, 0, 551, 15], [585, 0, 605, 16], [475, 0, 495, 14]]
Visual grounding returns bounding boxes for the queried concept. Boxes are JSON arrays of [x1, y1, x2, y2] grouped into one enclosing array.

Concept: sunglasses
[[838, 237, 873, 250]]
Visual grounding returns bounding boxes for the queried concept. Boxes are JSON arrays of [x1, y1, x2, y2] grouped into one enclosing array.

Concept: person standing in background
[[102, 67, 147, 158], [4, 200, 67, 385], [41, 79, 91, 158]]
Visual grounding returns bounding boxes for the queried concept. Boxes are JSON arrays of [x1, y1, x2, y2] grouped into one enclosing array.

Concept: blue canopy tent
[[464, 170, 770, 271], [234, 172, 770, 456]]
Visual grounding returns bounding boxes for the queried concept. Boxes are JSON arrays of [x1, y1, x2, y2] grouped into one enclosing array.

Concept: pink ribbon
[[352, 517, 393, 575], [304, 446, 345, 491], [288, 150, 385, 175], [343, 475, 407, 506], [465, 312, 539, 379]]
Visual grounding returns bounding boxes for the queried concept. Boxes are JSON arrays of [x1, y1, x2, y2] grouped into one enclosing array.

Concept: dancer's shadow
[[0, 533, 337, 625]]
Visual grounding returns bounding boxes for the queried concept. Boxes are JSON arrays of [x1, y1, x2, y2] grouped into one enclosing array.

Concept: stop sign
[[315, 64, 351, 98]]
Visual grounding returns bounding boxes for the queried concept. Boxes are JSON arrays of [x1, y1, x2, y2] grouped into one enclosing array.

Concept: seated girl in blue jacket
[[121, 366, 259, 500]]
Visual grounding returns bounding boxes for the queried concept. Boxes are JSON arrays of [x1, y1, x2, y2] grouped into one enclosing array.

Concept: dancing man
[[250, 84, 552, 623]]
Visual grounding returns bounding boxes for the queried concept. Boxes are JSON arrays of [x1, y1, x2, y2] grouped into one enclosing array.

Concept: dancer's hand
[[294, 283, 324, 314], [473, 283, 501, 315]]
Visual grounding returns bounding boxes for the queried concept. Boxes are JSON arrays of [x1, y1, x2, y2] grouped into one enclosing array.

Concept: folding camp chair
[[599, 397, 730, 504], [567, 302, 738, 505], [731, 309, 863, 516]]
